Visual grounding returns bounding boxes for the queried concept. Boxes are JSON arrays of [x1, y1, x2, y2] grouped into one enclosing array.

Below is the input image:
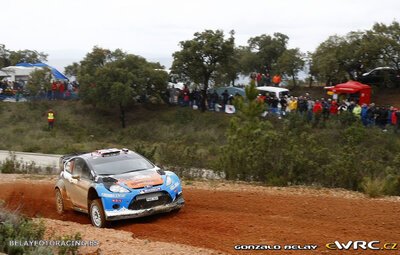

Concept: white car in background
[[256, 86, 289, 99]]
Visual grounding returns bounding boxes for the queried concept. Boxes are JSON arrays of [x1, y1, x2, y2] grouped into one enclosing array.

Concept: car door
[[67, 157, 92, 210], [370, 70, 381, 85], [62, 159, 77, 201]]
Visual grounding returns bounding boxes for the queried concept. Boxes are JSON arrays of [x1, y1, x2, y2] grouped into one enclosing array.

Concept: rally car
[[54, 148, 184, 227]]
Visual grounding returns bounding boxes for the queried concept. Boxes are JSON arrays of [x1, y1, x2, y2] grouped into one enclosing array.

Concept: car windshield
[[89, 153, 154, 175]]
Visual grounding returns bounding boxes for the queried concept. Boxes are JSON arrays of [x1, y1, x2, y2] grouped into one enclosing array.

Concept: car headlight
[[166, 175, 173, 186], [109, 184, 130, 193]]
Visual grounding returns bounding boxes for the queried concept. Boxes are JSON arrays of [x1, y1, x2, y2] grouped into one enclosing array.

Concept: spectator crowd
[[0, 79, 79, 101], [166, 84, 400, 132]]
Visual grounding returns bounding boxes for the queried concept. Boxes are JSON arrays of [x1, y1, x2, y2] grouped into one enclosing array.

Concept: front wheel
[[89, 199, 107, 228], [55, 188, 65, 214]]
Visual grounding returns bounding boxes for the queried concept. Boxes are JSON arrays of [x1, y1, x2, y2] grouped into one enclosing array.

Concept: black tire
[[385, 79, 396, 88], [55, 188, 65, 214], [89, 199, 107, 228]]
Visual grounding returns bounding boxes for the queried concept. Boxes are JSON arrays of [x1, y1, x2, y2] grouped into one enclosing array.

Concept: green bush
[[133, 143, 157, 162], [362, 177, 385, 198], [0, 152, 18, 174], [157, 142, 208, 169], [56, 232, 82, 255], [0, 152, 46, 174], [0, 207, 52, 255]]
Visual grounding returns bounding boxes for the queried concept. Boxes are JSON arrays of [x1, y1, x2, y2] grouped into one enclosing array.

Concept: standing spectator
[[169, 85, 176, 104], [280, 96, 288, 116], [272, 74, 281, 87], [59, 81, 65, 100], [366, 103, 376, 126], [338, 101, 348, 113], [330, 100, 339, 116], [222, 89, 229, 111], [352, 103, 362, 118], [193, 89, 201, 107], [210, 90, 219, 111], [265, 72, 271, 86], [394, 109, 400, 133], [51, 81, 57, 100], [47, 109, 55, 130], [261, 74, 267, 86], [297, 96, 307, 115], [388, 106, 395, 125], [376, 106, 388, 130], [177, 90, 184, 106], [307, 97, 315, 122], [288, 96, 298, 113], [189, 89, 194, 107], [256, 73, 262, 86], [182, 85, 190, 107], [361, 103, 369, 126], [347, 101, 356, 113], [321, 98, 331, 120], [257, 93, 266, 104], [313, 100, 323, 126], [270, 96, 279, 115]]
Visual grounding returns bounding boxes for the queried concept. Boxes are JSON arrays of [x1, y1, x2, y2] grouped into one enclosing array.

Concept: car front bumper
[[104, 196, 185, 221]]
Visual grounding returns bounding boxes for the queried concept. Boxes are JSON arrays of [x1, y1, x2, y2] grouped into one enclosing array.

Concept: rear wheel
[[55, 188, 65, 214], [90, 199, 107, 228], [385, 80, 396, 88]]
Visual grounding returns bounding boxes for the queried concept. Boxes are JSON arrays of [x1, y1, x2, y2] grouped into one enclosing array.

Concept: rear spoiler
[[59, 152, 87, 171]]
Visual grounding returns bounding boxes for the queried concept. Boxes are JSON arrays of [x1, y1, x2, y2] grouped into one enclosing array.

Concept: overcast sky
[[1, 0, 399, 71]]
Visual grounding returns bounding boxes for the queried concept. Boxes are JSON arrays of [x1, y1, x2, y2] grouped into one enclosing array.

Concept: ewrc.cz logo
[[326, 241, 398, 250]]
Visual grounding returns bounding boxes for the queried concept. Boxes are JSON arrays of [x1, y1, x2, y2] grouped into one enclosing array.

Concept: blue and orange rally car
[[55, 148, 184, 227]]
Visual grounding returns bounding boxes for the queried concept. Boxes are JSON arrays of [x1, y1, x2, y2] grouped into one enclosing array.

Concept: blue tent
[[16, 62, 68, 80]]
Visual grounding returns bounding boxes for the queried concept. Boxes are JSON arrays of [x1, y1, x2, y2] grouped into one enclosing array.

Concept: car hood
[[111, 169, 164, 189]]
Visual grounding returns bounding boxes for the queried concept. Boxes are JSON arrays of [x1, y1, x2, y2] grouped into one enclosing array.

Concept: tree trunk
[[201, 87, 207, 112], [201, 76, 210, 112], [308, 76, 313, 88], [291, 72, 297, 87], [119, 104, 126, 128]]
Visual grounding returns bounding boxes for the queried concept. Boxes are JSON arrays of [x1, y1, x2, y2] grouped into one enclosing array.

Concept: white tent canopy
[[0, 66, 41, 82]]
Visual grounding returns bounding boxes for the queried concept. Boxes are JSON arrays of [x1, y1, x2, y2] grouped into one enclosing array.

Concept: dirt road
[[0, 175, 399, 254]]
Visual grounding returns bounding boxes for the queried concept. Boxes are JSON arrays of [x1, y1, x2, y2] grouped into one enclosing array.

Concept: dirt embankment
[[0, 174, 399, 254]]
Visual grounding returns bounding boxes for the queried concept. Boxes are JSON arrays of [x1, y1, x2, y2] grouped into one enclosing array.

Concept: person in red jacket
[[51, 81, 57, 100], [313, 100, 323, 113], [59, 81, 65, 100], [313, 100, 323, 125], [330, 100, 339, 115], [392, 107, 398, 125], [272, 74, 281, 86]]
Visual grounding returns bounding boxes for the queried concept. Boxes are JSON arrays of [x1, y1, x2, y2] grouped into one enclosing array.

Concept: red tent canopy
[[325, 81, 371, 105]]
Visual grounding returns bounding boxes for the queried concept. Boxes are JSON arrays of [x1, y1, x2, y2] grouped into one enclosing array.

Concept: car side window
[[370, 70, 377, 76], [74, 158, 91, 180], [65, 160, 74, 173]]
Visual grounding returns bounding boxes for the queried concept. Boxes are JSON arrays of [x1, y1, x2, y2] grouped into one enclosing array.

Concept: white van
[[256, 86, 289, 98]]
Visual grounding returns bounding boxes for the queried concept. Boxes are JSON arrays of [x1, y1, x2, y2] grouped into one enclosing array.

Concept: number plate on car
[[146, 196, 159, 202]]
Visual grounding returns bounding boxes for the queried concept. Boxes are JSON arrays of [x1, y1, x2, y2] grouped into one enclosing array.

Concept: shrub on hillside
[[0, 206, 52, 255], [361, 177, 385, 198], [0, 152, 46, 174]]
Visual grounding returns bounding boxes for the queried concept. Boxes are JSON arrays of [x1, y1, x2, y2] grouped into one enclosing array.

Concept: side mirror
[[71, 174, 80, 180]]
